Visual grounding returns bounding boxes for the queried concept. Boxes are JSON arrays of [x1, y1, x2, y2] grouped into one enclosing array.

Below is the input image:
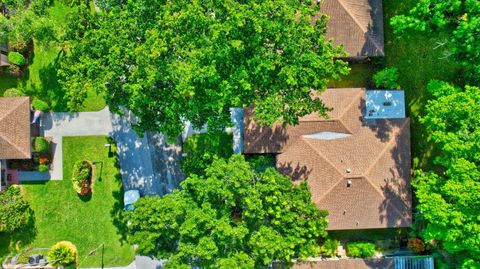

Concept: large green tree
[[128, 155, 328, 268], [391, 0, 480, 83], [415, 81, 480, 267], [0, 0, 57, 48], [0, 186, 31, 232], [58, 0, 348, 139]]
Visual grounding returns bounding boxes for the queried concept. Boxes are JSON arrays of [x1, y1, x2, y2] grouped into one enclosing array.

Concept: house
[[319, 0, 385, 58], [243, 88, 411, 230], [0, 97, 32, 191]]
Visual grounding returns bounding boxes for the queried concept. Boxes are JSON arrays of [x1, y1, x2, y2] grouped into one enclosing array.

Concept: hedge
[[346, 242, 376, 258], [38, 164, 49, 172], [7, 51, 26, 66], [32, 99, 50, 112], [373, 67, 400, 89], [34, 137, 50, 153], [3, 88, 25, 97]]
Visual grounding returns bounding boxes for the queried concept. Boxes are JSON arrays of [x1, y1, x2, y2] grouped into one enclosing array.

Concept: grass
[[0, 1, 105, 112], [182, 132, 233, 176], [0, 136, 134, 268], [329, 0, 461, 170]]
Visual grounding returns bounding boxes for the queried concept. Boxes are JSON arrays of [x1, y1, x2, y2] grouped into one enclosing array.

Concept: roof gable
[[0, 97, 31, 159], [320, 0, 385, 57]]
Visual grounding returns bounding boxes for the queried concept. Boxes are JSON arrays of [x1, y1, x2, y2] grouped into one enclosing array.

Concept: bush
[[346, 242, 376, 258], [32, 99, 50, 112], [408, 238, 425, 254], [34, 137, 50, 153], [0, 186, 30, 232], [3, 88, 25, 97], [373, 67, 400, 89], [48, 241, 77, 266], [71, 160, 92, 195], [320, 238, 340, 257], [181, 132, 233, 176], [38, 164, 49, 172], [38, 154, 50, 164], [7, 51, 26, 66]]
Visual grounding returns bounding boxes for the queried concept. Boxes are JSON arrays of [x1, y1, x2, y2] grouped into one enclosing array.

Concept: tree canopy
[[391, 0, 480, 83], [0, 186, 31, 233], [128, 154, 328, 269], [0, 0, 57, 48], [415, 80, 480, 267], [58, 0, 348, 139]]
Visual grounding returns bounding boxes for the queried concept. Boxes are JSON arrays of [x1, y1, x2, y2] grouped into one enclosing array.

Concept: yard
[[0, 136, 134, 268], [0, 1, 105, 112], [328, 0, 461, 170]]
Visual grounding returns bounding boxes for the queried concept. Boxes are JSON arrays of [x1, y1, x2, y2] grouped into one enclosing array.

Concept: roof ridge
[[0, 131, 29, 157], [360, 119, 411, 221], [336, 88, 364, 134], [301, 138, 345, 203], [336, 0, 367, 33], [363, 119, 410, 177], [0, 97, 31, 158]]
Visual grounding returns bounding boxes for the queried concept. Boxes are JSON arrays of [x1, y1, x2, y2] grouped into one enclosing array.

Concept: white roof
[[365, 90, 406, 119]]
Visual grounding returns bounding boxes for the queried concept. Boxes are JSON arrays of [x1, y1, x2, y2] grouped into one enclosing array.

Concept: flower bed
[[71, 160, 93, 196]]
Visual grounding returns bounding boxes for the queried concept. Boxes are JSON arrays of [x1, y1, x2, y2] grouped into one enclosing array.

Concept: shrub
[[0, 186, 30, 232], [373, 67, 400, 89], [32, 99, 50, 112], [34, 137, 50, 153], [48, 241, 77, 266], [408, 238, 425, 254], [38, 164, 49, 172], [71, 160, 92, 195], [7, 51, 26, 66], [320, 238, 340, 257], [38, 154, 50, 164], [3, 88, 25, 97], [346, 242, 376, 258], [181, 132, 233, 176]]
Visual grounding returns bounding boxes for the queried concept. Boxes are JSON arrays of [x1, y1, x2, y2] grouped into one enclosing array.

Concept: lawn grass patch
[[181, 132, 233, 176], [1, 136, 134, 268], [0, 75, 19, 96]]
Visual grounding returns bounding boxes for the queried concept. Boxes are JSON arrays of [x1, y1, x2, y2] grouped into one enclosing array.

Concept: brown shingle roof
[[244, 88, 411, 230], [320, 0, 385, 57], [292, 258, 394, 269], [0, 97, 31, 159]]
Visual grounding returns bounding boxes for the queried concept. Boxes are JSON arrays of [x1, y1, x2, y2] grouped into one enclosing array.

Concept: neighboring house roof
[[292, 258, 394, 269], [0, 97, 31, 159], [244, 88, 411, 230], [319, 0, 385, 57]]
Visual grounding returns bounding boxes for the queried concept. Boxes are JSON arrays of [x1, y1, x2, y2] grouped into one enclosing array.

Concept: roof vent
[[343, 209, 347, 215], [346, 168, 352, 174], [347, 180, 352, 187]]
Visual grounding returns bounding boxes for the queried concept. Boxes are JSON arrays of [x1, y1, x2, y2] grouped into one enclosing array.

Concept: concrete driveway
[[39, 107, 184, 196]]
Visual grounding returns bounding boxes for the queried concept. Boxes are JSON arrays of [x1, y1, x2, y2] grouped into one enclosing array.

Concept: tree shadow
[[107, 137, 129, 244]]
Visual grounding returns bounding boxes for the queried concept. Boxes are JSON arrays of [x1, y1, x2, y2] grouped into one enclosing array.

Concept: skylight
[[302, 132, 352, 140]]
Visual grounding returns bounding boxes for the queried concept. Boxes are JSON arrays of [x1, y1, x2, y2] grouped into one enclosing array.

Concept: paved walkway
[[41, 107, 114, 180], [38, 107, 184, 196]]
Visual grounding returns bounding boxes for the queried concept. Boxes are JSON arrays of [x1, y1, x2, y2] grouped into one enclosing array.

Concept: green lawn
[[0, 1, 105, 112], [0, 136, 134, 268], [329, 0, 461, 170]]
